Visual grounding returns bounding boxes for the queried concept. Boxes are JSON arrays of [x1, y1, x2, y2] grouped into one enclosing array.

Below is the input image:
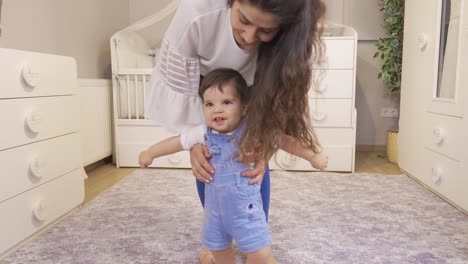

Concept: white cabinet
[[0, 48, 85, 256], [399, 0, 468, 212], [270, 24, 358, 172]]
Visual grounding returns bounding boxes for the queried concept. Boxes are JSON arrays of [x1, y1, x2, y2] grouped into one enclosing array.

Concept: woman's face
[[230, 0, 281, 51]]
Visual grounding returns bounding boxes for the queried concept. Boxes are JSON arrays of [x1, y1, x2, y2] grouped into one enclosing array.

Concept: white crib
[[110, 0, 191, 168]]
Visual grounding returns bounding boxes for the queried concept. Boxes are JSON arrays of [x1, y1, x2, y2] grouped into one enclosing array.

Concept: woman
[[145, 0, 326, 262]]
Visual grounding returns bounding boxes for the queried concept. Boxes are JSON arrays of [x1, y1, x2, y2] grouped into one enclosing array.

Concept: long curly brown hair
[[227, 0, 326, 162]]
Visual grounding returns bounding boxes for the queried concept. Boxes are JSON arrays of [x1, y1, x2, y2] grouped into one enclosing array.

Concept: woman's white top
[[145, 0, 258, 133]]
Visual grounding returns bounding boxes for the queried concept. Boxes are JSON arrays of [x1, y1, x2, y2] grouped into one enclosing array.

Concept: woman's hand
[[310, 152, 328, 171], [190, 144, 214, 183], [242, 159, 267, 185]]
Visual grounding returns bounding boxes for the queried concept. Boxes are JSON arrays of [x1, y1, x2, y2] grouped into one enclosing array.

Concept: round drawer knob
[[318, 84, 328, 92], [30, 156, 47, 179], [431, 167, 443, 186], [433, 128, 445, 145], [26, 110, 43, 133], [418, 33, 428, 51], [168, 154, 182, 164], [312, 112, 327, 121], [33, 200, 48, 222], [22, 64, 41, 88]]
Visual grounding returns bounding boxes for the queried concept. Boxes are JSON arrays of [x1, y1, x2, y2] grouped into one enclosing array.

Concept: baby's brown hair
[[199, 68, 250, 105]]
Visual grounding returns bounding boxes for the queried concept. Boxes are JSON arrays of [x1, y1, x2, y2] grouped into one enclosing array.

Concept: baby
[[139, 68, 327, 264]]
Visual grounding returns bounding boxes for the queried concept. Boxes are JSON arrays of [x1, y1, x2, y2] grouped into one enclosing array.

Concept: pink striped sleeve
[[159, 40, 200, 96]]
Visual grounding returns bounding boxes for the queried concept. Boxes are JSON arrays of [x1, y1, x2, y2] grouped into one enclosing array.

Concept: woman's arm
[[190, 144, 214, 183], [277, 134, 328, 171], [139, 136, 184, 168], [242, 158, 269, 185]]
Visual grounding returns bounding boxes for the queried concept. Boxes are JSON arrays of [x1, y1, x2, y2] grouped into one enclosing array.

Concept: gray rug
[[2, 170, 467, 264]]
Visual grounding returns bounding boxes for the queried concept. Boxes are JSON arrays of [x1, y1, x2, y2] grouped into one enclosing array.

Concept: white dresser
[[399, 0, 468, 212], [0, 49, 85, 255], [270, 24, 358, 172]]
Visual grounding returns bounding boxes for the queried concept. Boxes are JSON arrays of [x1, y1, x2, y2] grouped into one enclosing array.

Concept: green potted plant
[[374, 0, 405, 93], [373, 0, 405, 164]]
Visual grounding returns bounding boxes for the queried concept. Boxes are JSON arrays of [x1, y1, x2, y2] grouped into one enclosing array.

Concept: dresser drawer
[[0, 133, 82, 203], [0, 169, 84, 254], [423, 150, 467, 211], [309, 69, 354, 99], [269, 145, 353, 172], [309, 99, 353, 127], [0, 96, 79, 151], [316, 39, 355, 69], [0, 48, 77, 98], [424, 113, 462, 162], [315, 127, 355, 145]]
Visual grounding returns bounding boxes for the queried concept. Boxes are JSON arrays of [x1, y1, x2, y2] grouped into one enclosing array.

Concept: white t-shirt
[[179, 124, 238, 150], [145, 0, 258, 133], [180, 124, 205, 150]]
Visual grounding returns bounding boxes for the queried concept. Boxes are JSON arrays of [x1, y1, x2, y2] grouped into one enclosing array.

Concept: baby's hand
[[310, 152, 328, 171], [138, 150, 153, 168]]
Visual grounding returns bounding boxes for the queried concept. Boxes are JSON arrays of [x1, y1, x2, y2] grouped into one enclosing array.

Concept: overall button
[[209, 146, 221, 155]]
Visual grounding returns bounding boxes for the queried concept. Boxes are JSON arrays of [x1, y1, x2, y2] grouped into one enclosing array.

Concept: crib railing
[[113, 68, 152, 120]]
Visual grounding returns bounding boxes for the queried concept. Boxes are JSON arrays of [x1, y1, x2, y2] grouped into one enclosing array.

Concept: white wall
[[355, 43, 400, 145], [0, 0, 130, 79], [0, 0, 3, 37], [0, 0, 60, 53], [55, 0, 130, 79], [324, 0, 344, 23], [129, 0, 173, 23]]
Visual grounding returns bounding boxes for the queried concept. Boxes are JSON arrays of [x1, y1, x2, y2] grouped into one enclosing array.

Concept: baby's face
[[202, 83, 246, 134]]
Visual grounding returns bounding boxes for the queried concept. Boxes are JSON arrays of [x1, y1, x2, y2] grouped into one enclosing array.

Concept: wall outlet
[[381, 107, 399, 118]]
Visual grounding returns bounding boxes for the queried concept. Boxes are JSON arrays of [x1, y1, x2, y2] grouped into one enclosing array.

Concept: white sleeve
[[144, 0, 204, 133], [180, 124, 206, 150]]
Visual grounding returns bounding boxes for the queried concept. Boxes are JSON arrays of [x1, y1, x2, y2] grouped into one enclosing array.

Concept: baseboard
[[84, 156, 112, 173], [402, 169, 468, 216], [78, 78, 111, 87], [356, 144, 386, 152]]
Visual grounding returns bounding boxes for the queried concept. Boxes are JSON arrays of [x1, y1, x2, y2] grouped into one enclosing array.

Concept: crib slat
[[142, 75, 147, 117], [134, 74, 139, 120], [116, 73, 151, 120], [117, 76, 122, 118], [126, 75, 131, 119]]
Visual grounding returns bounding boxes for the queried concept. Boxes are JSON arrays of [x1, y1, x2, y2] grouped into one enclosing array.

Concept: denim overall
[[201, 126, 271, 253], [196, 75, 271, 221]]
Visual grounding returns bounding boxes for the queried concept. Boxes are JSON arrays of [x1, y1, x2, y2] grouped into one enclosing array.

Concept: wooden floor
[[84, 150, 401, 205]]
